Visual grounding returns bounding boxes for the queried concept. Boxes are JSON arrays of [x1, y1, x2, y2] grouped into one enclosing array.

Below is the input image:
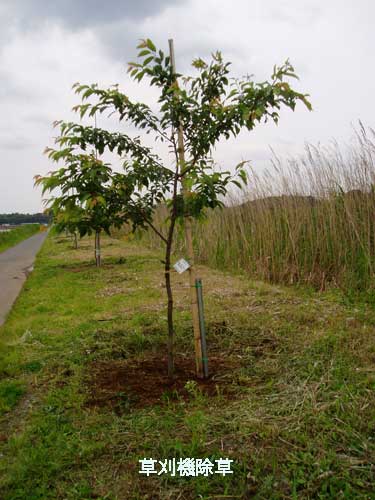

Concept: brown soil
[[86, 354, 238, 412]]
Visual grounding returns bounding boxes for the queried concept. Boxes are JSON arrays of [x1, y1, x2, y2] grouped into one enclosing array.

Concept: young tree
[[39, 39, 311, 377], [52, 202, 84, 249], [35, 152, 127, 266]]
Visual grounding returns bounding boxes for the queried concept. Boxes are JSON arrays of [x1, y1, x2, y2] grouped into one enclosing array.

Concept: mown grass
[[0, 234, 375, 499], [0, 224, 41, 253]]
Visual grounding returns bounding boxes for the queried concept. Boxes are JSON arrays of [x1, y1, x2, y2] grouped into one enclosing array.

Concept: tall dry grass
[[143, 123, 375, 293]]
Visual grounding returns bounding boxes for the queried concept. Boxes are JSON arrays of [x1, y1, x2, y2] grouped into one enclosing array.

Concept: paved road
[[0, 232, 47, 326]]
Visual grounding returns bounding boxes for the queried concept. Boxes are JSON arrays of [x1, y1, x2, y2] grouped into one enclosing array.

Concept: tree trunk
[[74, 231, 78, 250], [164, 205, 177, 378], [95, 230, 101, 267], [162, 165, 179, 378], [165, 237, 174, 378]]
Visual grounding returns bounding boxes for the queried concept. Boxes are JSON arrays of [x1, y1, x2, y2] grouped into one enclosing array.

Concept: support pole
[[168, 39, 204, 378], [196, 278, 209, 378]]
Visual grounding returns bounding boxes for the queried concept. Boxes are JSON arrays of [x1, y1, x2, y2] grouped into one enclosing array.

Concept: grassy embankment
[[0, 224, 41, 253], [0, 233, 375, 499]]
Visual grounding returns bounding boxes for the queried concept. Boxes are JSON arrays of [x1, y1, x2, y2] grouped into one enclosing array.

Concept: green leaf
[[146, 39, 156, 52], [231, 180, 242, 189], [143, 56, 154, 66]]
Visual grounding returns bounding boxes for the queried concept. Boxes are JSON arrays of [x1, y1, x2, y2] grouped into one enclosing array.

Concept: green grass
[[0, 224, 41, 253], [0, 380, 25, 415], [1, 234, 375, 499]]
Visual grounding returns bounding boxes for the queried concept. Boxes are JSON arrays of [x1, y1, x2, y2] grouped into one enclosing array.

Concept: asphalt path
[[0, 232, 47, 326]]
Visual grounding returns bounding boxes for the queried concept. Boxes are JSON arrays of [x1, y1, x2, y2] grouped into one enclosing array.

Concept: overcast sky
[[0, 0, 373, 212]]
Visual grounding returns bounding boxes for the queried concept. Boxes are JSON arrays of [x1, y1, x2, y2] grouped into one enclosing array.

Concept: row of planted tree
[[35, 38, 311, 378]]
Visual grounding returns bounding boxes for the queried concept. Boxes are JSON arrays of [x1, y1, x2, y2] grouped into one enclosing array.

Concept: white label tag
[[173, 258, 190, 274]]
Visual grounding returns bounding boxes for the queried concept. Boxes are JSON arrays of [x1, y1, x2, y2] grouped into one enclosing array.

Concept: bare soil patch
[[86, 354, 238, 412]]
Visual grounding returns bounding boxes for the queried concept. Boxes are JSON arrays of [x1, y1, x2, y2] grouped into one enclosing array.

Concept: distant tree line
[[0, 213, 50, 225]]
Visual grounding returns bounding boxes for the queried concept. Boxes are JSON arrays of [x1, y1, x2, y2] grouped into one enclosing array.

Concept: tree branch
[[144, 218, 168, 244]]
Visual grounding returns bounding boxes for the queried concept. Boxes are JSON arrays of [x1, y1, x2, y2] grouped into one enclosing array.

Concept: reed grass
[[143, 123, 375, 295]]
